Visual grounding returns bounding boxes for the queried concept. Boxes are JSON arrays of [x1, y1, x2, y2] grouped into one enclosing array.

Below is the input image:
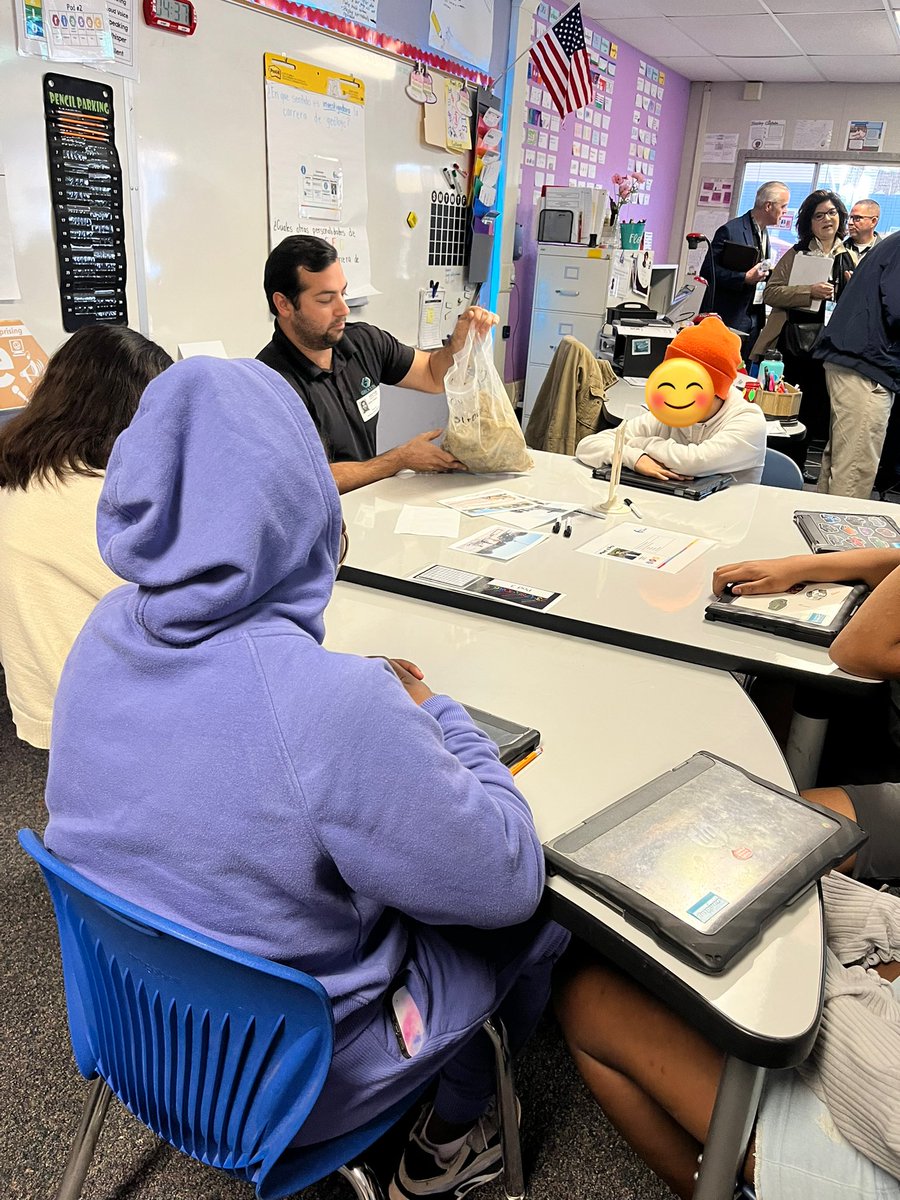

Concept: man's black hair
[[263, 236, 339, 316]]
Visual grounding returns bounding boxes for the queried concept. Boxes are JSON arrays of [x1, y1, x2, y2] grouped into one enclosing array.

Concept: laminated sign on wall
[[264, 53, 374, 298]]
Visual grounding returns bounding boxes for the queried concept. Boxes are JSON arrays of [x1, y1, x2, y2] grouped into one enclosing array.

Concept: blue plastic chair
[[19, 830, 523, 1200], [761, 448, 804, 490]]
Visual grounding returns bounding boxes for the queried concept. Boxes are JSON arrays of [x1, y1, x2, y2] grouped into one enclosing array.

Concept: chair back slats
[[20, 831, 335, 1193]]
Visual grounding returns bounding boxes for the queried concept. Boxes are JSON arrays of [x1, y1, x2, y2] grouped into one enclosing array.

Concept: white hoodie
[[576, 386, 768, 485]]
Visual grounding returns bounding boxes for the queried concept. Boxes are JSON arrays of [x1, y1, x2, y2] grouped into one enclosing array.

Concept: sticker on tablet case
[[687, 892, 729, 924]]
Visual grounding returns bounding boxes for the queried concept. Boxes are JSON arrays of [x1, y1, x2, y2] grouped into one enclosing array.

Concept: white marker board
[[1, 0, 478, 359]]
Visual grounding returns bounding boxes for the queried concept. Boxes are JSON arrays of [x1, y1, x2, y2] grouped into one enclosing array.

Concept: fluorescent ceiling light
[[895, 8, 900, 30]]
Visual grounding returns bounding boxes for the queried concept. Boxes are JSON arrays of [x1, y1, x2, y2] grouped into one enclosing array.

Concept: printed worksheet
[[577, 523, 717, 573], [440, 489, 576, 529]]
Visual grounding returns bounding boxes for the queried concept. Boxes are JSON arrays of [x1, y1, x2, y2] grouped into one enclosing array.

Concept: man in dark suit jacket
[[700, 181, 790, 350]]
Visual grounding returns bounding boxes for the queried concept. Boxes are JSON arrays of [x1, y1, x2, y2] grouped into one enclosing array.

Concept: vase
[[619, 220, 645, 250]]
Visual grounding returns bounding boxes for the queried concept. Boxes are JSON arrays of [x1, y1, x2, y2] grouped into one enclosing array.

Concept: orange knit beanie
[[663, 317, 742, 398]]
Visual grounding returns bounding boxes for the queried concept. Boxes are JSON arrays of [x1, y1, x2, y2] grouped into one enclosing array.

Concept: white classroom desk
[[339, 450, 885, 693], [325, 581, 823, 1200], [603, 377, 806, 443]]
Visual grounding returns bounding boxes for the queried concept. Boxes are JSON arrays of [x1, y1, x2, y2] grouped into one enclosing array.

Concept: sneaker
[[388, 1101, 511, 1200]]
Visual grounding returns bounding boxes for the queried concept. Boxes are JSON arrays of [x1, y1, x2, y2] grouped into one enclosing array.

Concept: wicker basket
[[744, 378, 802, 418]]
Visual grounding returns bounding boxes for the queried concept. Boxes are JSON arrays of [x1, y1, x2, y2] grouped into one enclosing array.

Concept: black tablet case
[[462, 705, 540, 768], [794, 510, 900, 554], [545, 751, 865, 974], [591, 464, 733, 501], [704, 582, 868, 646], [720, 241, 759, 272]]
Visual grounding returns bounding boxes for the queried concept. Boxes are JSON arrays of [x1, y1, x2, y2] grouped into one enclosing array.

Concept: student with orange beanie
[[576, 317, 767, 485]]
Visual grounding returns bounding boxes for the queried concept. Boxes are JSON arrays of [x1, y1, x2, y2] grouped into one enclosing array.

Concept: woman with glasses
[[753, 189, 854, 471]]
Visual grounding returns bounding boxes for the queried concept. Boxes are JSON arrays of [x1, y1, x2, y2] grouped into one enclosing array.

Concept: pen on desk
[[563, 518, 573, 538], [552, 518, 562, 534], [510, 747, 542, 776], [623, 497, 643, 519]]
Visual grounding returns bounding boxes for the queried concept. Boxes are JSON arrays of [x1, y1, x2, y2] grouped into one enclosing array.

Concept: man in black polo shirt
[[258, 236, 498, 494]]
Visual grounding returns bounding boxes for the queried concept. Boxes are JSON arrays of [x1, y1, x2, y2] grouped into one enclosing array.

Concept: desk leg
[[785, 691, 830, 792], [694, 1057, 764, 1200]]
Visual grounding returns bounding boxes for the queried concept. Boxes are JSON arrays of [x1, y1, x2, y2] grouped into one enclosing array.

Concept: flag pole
[[490, 42, 532, 93]]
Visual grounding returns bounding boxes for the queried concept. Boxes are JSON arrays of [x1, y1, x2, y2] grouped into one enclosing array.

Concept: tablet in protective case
[[462, 704, 540, 768], [545, 752, 864, 973], [794, 510, 900, 554], [704, 581, 867, 646]]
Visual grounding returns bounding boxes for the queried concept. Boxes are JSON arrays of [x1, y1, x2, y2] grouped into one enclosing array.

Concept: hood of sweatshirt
[[97, 357, 341, 646]]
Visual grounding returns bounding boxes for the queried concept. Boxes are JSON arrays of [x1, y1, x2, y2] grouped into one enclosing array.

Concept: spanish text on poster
[[264, 54, 374, 299]]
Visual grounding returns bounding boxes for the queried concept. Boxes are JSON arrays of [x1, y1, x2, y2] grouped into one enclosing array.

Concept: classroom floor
[[0, 672, 672, 1200]]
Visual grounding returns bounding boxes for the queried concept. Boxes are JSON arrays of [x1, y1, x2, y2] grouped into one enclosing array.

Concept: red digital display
[[143, 0, 196, 35]]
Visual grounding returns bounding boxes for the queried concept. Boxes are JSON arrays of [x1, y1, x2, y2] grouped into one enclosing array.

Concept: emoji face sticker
[[645, 359, 717, 428]]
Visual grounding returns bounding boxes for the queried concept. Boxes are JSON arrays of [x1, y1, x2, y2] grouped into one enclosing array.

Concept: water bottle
[[758, 349, 784, 391]]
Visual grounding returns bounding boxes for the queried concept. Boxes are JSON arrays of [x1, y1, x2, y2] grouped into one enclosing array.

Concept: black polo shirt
[[257, 322, 415, 462]]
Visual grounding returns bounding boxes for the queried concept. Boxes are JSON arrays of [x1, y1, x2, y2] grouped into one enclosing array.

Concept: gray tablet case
[[794, 510, 900, 554], [545, 752, 864, 973], [704, 582, 867, 647], [591, 464, 734, 501], [537, 209, 574, 244]]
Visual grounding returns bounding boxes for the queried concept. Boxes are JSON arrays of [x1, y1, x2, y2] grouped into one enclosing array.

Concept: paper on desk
[[394, 505, 461, 538], [577, 522, 717, 573], [450, 524, 547, 561], [787, 255, 832, 313], [440, 488, 575, 528]]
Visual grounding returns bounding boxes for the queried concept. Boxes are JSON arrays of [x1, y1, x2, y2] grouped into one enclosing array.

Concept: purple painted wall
[[505, 12, 690, 382]]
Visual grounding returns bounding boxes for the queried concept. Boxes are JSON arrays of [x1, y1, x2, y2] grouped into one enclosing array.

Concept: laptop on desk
[[591, 463, 734, 501]]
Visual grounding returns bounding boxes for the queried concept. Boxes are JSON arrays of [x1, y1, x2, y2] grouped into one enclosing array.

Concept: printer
[[608, 279, 707, 379]]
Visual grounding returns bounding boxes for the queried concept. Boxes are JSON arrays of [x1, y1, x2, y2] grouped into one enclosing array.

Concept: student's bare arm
[[712, 549, 900, 597], [830, 563, 900, 679]]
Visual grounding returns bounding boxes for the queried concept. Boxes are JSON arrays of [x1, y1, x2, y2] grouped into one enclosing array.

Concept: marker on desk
[[623, 497, 644, 519], [563, 518, 573, 538]]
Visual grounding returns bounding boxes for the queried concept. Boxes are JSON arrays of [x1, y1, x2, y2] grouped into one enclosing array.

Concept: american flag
[[529, 4, 593, 120]]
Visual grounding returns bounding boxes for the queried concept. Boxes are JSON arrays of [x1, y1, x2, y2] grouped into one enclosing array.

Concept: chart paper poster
[[0, 321, 49, 408], [264, 54, 374, 299], [43, 73, 128, 330], [308, 0, 378, 25], [429, 0, 494, 73], [0, 154, 21, 302]]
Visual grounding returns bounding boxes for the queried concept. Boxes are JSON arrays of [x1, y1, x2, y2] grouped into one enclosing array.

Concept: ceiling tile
[[809, 54, 900, 81], [768, 0, 883, 10], [656, 55, 743, 79], [656, 0, 765, 12], [670, 13, 804, 53], [719, 55, 827, 80], [580, 0, 670, 19], [778, 12, 900, 53], [585, 17, 709, 55]]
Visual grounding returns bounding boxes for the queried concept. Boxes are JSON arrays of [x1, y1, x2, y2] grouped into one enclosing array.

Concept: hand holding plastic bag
[[442, 332, 533, 474]]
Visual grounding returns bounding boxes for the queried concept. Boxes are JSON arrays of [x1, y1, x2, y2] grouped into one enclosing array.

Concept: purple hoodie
[[44, 358, 546, 1023]]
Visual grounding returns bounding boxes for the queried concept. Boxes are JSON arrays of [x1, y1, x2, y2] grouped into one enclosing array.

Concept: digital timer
[[143, 0, 196, 35]]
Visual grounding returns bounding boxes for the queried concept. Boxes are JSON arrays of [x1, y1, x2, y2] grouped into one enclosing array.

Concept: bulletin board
[[0, 0, 479, 358]]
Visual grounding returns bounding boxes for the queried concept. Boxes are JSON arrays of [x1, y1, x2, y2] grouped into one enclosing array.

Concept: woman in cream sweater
[[0, 324, 171, 747]]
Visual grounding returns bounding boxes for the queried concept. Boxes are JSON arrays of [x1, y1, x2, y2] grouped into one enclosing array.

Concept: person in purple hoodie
[[44, 357, 569, 1200]]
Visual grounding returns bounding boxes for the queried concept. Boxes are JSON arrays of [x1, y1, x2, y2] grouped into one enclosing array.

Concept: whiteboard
[[0, 0, 478, 360]]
